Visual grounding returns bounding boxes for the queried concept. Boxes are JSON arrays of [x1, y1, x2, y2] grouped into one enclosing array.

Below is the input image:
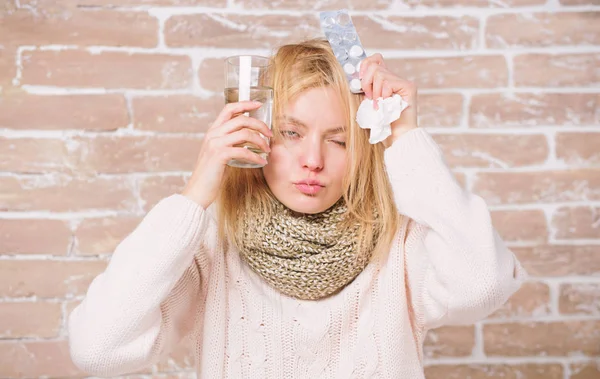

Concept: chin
[[280, 194, 339, 215]]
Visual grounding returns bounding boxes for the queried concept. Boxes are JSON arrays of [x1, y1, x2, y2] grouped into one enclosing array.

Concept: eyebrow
[[281, 116, 346, 135]]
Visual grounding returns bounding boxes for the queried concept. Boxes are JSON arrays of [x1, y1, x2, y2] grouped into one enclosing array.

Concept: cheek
[[331, 151, 348, 175], [268, 145, 293, 168], [263, 145, 292, 185]]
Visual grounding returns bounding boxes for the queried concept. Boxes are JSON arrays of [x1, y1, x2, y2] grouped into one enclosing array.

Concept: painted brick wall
[[0, 0, 599, 378]]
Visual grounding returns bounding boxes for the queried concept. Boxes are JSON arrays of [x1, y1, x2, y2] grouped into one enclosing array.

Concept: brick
[[0, 175, 137, 212], [473, 170, 600, 205], [139, 176, 188, 212], [432, 134, 548, 168], [386, 56, 508, 89], [21, 50, 192, 89], [0, 219, 71, 255], [0, 340, 84, 378], [512, 245, 600, 277], [199, 56, 510, 92], [0, 138, 75, 174], [0, 46, 16, 93], [356, 15, 479, 50], [487, 12, 600, 48], [132, 95, 222, 133], [74, 216, 141, 255], [0, 93, 128, 131], [0, 302, 61, 338], [556, 132, 600, 167], [419, 93, 463, 128], [423, 325, 474, 358], [489, 282, 551, 319], [552, 206, 600, 240], [74, 135, 202, 174], [198, 58, 224, 92], [452, 171, 467, 188], [165, 14, 320, 48], [469, 93, 600, 128], [230, 0, 390, 10], [484, 320, 600, 356], [560, 0, 600, 5], [425, 364, 563, 379], [560, 283, 600, 315], [405, 0, 546, 6], [21, 0, 226, 7], [65, 299, 81, 317], [0, 9, 158, 47], [514, 54, 600, 87], [0, 260, 106, 298], [491, 210, 548, 242], [570, 362, 600, 379]]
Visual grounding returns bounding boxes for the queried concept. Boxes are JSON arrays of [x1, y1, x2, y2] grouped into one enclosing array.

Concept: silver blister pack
[[319, 9, 367, 94]]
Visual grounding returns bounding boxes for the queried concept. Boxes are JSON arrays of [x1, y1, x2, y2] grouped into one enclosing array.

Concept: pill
[[319, 10, 366, 94], [349, 45, 363, 58], [337, 13, 351, 26], [350, 78, 362, 92], [334, 49, 348, 62], [329, 32, 342, 45], [343, 32, 357, 43], [343, 63, 356, 75]]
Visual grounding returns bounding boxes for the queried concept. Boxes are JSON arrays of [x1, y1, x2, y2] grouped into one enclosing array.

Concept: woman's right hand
[[181, 100, 273, 209]]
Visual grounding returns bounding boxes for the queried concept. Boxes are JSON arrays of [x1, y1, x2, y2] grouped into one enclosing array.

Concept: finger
[[219, 128, 271, 154], [358, 53, 385, 79], [381, 80, 394, 99], [376, 71, 399, 99], [211, 101, 263, 129], [386, 77, 417, 99], [372, 70, 385, 101], [214, 115, 273, 139], [361, 63, 382, 99]]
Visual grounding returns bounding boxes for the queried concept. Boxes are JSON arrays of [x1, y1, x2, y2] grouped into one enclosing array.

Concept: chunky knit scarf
[[237, 198, 377, 300]]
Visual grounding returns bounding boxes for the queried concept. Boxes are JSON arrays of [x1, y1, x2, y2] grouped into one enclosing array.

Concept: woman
[[68, 39, 526, 378]]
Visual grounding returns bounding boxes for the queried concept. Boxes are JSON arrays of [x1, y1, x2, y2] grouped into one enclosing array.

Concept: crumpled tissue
[[356, 94, 409, 144]]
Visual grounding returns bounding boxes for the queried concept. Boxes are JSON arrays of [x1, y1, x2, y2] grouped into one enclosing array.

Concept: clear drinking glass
[[224, 55, 273, 168]]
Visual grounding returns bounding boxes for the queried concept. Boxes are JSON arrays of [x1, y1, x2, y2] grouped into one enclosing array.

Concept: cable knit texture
[[68, 128, 527, 378]]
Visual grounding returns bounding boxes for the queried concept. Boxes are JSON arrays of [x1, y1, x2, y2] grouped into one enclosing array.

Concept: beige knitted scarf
[[237, 198, 378, 300]]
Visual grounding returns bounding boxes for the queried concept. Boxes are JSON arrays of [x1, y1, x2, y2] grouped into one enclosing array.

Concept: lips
[[294, 180, 324, 195]]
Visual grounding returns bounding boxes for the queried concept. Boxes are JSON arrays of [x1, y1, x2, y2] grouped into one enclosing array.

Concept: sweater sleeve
[[384, 128, 527, 330], [68, 194, 213, 376]]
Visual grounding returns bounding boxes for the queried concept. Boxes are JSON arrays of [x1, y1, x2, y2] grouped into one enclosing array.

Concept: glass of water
[[224, 55, 273, 168]]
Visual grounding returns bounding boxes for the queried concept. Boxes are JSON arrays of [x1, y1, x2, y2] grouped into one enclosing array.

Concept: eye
[[281, 130, 300, 139], [331, 140, 346, 147]]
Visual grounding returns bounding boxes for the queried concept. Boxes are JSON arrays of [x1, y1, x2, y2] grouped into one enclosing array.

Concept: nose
[[300, 140, 324, 172]]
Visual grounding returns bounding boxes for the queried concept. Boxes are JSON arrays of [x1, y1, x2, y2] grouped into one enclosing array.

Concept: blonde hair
[[217, 39, 401, 262]]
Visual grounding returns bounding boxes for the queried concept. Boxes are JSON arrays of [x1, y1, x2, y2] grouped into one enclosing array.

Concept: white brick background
[[0, 0, 599, 378]]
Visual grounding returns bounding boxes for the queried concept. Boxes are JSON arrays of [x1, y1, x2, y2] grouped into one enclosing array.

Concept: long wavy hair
[[217, 39, 402, 263]]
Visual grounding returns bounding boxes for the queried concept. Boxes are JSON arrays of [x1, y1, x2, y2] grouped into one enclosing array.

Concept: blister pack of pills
[[319, 9, 367, 94]]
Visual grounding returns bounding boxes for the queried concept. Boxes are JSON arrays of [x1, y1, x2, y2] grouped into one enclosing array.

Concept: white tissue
[[356, 94, 409, 144]]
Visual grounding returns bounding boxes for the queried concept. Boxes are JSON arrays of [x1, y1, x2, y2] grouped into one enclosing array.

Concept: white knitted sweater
[[68, 128, 526, 378]]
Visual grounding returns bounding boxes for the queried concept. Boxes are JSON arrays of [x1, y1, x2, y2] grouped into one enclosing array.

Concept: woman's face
[[262, 86, 348, 214]]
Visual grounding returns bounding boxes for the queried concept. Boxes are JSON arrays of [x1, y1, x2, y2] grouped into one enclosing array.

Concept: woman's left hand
[[358, 53, 418, 147]]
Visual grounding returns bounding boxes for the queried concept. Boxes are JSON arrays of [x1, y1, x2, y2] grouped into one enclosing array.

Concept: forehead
[[282, 86, 347, 129]]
